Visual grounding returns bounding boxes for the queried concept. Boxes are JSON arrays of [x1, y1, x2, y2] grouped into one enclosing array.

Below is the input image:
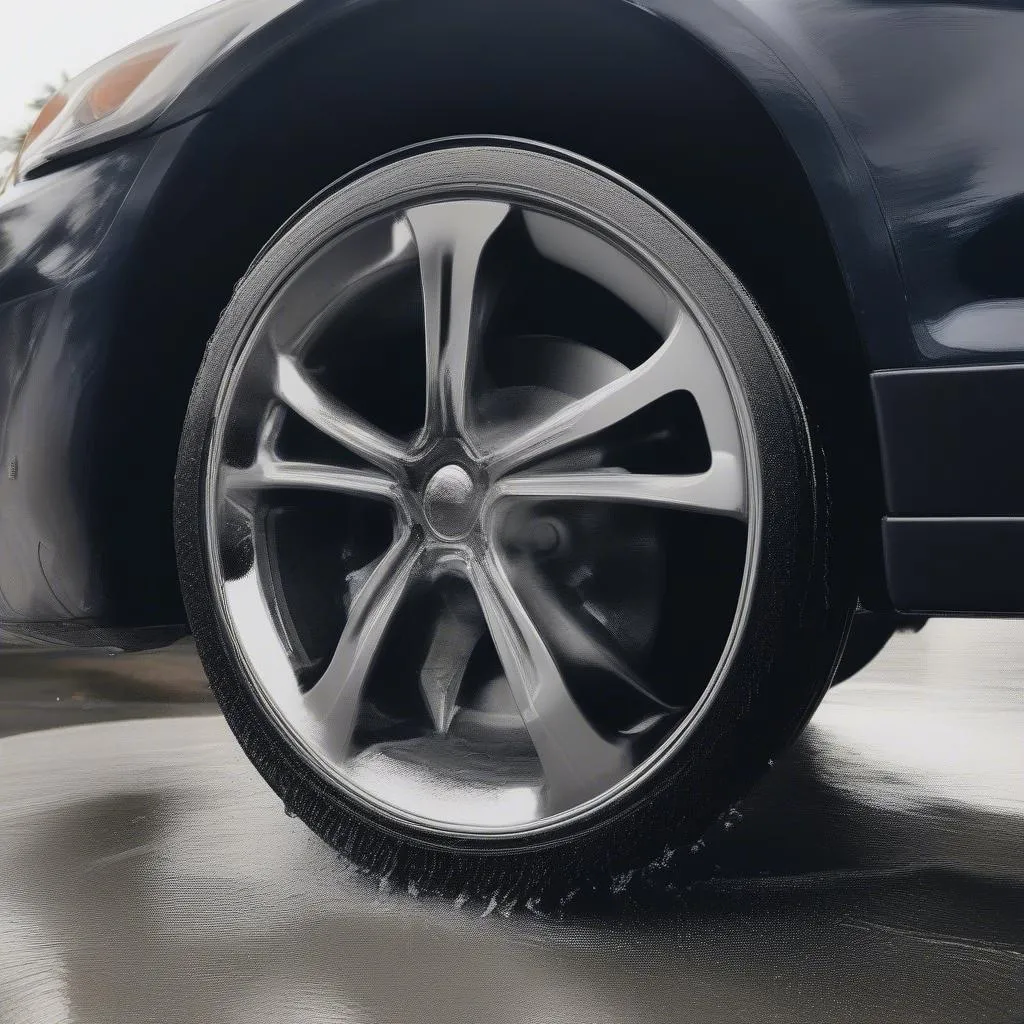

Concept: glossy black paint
[[0, 124, 201, 639], [154, 0, 916, 372], [2, 0, 1023, 642], [776, 0, 1024, 366], [0, 143, 150, 622], [152, 0, 1024, 371]]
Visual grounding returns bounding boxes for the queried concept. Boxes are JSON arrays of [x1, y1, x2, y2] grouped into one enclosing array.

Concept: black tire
[[174, 140, 855, 900]]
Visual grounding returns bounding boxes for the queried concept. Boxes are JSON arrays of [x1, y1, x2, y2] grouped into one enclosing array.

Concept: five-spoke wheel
[[176, 142, 852, 890]]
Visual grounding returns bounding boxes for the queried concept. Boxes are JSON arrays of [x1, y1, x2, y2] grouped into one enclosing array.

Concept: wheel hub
[[421, 463, 479, 540]]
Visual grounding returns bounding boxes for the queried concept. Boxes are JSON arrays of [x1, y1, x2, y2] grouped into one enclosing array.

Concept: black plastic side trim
[[883, 517, 1024, 614], [872, 364, 1024, 517]]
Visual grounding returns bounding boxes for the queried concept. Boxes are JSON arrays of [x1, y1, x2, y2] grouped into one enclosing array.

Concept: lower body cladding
[[873, 363, 1024, 614]]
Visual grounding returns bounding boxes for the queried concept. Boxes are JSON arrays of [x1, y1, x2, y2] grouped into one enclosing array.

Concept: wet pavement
[[0, 638, 212, 739], [0, 620, 1022, 1023]]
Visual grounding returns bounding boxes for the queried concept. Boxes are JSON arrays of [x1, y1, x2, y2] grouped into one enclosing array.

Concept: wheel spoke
[[222, 566, 305, 719], [305, 530, 422, 753], [406, 200, 510, 437], [418, 594, 485, 735], [223, 458, 400, 503], [259, 216, 416, 355], [274, 353, 409, 474], [492, 451, 746, 520], [510, 564, 678, 712], [467, 550, 630, 813], [488, 313, 742, 476]]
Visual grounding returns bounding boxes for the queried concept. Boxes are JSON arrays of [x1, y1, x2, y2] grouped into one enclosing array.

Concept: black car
[[2, 0, 1021, 893]]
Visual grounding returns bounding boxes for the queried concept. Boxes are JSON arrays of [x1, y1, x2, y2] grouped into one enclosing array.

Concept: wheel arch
[[95, 0, 894, 630]]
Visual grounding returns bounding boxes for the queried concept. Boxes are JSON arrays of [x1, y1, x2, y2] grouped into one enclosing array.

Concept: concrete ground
[[0, 620, 1021, 1023]]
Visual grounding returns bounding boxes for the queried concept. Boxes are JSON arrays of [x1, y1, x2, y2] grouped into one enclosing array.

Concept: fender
[[147, 0, 914, 371]]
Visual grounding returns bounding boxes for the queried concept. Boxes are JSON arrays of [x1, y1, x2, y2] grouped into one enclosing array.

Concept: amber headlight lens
[[80, 45, 176, 125], [6, 0, 300, 185]]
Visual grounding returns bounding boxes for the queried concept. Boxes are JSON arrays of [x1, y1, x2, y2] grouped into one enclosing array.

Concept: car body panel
[[0, 126, 198, 637], [153, 0, 918, 372], [0, 148, 149, 624], [761, 0, 1024, 366], [145, 0, 1024, 370], [2, 0, 1023, 644]]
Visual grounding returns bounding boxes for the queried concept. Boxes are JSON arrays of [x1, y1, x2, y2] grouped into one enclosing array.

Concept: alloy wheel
[[203, 184, 758, 837]]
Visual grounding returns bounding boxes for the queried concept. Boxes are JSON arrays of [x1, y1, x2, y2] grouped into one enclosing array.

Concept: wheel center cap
[[422, 464, 478, 540]]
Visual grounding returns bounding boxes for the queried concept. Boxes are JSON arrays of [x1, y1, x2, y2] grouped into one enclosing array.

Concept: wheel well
[[97, 0, 887, 627]]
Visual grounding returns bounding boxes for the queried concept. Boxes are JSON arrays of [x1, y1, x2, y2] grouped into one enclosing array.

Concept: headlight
[[7, 0, 298, 183]]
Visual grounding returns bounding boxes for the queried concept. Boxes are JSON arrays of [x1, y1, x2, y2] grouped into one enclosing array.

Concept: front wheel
[[174, 140, 855, 897]]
